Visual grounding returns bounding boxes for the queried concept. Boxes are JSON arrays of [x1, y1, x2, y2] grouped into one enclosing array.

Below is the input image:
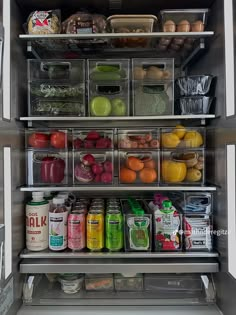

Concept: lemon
[[161, 133, 180, 148], [186, 168, 202, 182], [173, 125, 186, 139], [184, 131, 203, 148]]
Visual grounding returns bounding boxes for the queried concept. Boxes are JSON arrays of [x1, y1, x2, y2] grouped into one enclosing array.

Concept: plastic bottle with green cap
[[162, 200, 174, 214]]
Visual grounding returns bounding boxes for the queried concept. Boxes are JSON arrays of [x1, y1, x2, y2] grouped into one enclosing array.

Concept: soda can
[[79, 198, 90, 205], [87, 210, 104, 251], [68, 210, 86, 251], [106, 210, 123, 252], [90, 205, 105, 214], [106, 205, 121, 212], [73, 205, 87, 214]]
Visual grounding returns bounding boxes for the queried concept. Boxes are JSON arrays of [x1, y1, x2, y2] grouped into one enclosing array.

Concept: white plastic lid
[[32, 192, 44, 201], [57, 193, 69, 199], [44, 191, 52, 197], [52, 197, 65, 205]]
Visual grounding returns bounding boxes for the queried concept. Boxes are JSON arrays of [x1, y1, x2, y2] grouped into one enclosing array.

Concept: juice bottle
[[49, 197, 68, 251], [26, 192, 49, 251]]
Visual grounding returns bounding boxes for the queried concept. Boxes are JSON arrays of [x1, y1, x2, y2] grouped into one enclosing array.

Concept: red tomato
[[50, 132, 66, 149], [28, 133, 49, 148]]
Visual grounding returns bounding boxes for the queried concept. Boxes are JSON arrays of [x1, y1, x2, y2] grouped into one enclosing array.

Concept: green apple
[[90, 96, 112, 117], [111, 98, 127, 116]]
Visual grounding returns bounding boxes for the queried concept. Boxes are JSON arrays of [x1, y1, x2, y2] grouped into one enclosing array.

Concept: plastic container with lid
[[114, 273, 143, 291], [58, 274, 84, 294]]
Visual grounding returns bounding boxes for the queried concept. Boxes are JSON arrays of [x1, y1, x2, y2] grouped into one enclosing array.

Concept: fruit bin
[[107, 15, 158, 48], [132, 58, 174, 82], [161, 127, 205, 149], [119, 151, 159, 185], [88, 81, 130, 117], [88, 59, 130, 81], [161, 149, 205, 185], [28, 59, 85, 82], [73, 151, 114, 185], [26, 129, 68, 150], [114, 273, 144, 292], [26, 150, 68, 186], [121, 198, 152, 252], [73, 129, 114, 150], [118, 129, 160, 149], [183, 214, 213, 251], [133, 82, 174, 116]]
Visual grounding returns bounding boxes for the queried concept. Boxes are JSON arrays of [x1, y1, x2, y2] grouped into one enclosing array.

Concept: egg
[[163, 20, 176, 32], [177, 20, 191, 32], [191, 20, 205, 32], [173, 37, 185, 45]]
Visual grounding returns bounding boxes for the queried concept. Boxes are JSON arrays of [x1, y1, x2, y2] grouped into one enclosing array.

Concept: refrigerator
[[0, 0, 236, 315]]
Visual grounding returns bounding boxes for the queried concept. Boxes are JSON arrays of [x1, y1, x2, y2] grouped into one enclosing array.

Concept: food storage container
[[119, 151, 159, 185], [88, 59, 129, 81], [88, 81, 130, 117], [161, 127, 205, 149], [114, 273, 143, 291], [27, 150, 68, 186], [176, 75, 214, 96], [183, 214, 213, 251], [161, 150, 205, 185], [85, 274, 114, 291], [133, 82, 174, 116], [160, 9, 209, 33], [28, 59, 85, 81], [121, 198, 152, 252], [26, 129, 68, 150], [178, 96, 214, 115], [132, 58, 174, 82], [73, 129, 114, 150], [73, 151, 114, 185], [144, 274, 203, 292], [107, 15, 158, 48], [118, 129, 160, 149], [58, 274, 84, 294]]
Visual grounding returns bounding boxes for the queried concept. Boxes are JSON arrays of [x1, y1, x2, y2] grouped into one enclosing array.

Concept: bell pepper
[[41, 157, 65, 184]]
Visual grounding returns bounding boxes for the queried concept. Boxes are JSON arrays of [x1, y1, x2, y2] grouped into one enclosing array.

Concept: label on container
[[68, 213, 86, 250], [26, 204, 49, 251], [49, 212, 68, 250]]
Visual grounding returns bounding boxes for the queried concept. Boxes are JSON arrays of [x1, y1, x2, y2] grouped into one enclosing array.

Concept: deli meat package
[[27, 10, 61, 34], [62, 12, 107, 35]]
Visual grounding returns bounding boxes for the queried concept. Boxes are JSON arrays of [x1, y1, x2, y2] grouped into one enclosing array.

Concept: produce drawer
[[27, 150, 68, 186], [73, 151, 114, 185], [85, 274, 114, 292], [73, 129, 114, 149], [114, 273, 143, 292], [118, 129, 160, 149]]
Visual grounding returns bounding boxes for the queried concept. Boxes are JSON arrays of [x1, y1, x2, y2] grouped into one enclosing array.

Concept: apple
[[92, 163, 104, 175], [90, 96, 112, 117], [103, 160, 113, 173], [111, 98, 127, 116]]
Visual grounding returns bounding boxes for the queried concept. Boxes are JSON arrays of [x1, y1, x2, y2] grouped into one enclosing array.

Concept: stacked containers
[[88, 59, 130, 117], [118, 129, 160, 185], [132, 58, 174, 116], [160, 127, 205, 185], [72, 129, 114, 185], [28, 60, 86, 116], [26, 129, 68, 186]]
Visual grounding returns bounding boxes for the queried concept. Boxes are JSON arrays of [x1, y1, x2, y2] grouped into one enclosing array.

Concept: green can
[[106, 210, 123, 251]]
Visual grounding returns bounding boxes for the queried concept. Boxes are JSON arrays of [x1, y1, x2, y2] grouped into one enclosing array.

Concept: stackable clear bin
[[85, 274, 114, 291], [27, 150, 69, 186], [73, 150, 114, 185], [26, 129, 68, 150], [28, 59, 86, 116], [161, 127, 206, 149], [161, 149, 205, 185], [114, 274, 144, 291], [119, 151, 159, 185], [118, 129, 160, 149], [73, 129, 114, 150]]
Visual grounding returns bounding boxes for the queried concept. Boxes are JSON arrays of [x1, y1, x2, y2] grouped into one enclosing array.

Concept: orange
[[142, 157, 156, 169], [126, 156, 144, 171], [120, 167, 137, 184], [139, 168, 157, 183]]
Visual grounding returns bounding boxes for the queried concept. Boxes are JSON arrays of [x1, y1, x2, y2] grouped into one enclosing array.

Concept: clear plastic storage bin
[[178, 96, 214, 115], [26, 129, 68, 150], [176, 75, 214, 97], [132, 58, 174, 82], [85, 274, 114, 291], [161, 150, 205, 185], [133, 82, 174, 116], [107, 15, 157, 48], [119, 151, 159, 185], [73, 129, 114, 149], [88, 59, 129, 81], [114, 273, 143, 291], [27, 150, 68, 186], [161, 127, 205, 149], [73, 151, 114, 185], [88, 81, 130, 117], [118, 129, 160, 149]]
